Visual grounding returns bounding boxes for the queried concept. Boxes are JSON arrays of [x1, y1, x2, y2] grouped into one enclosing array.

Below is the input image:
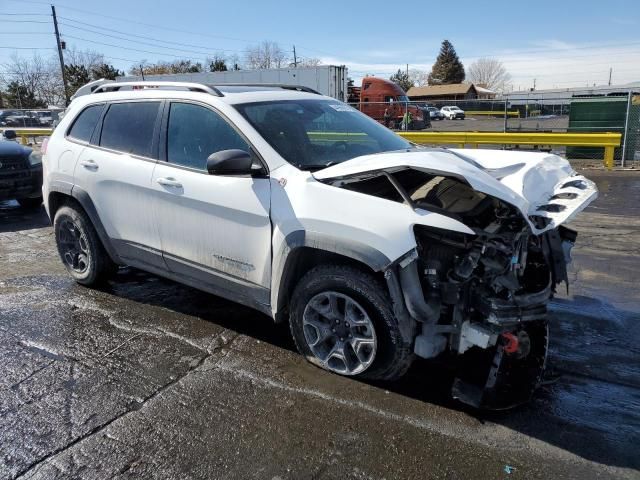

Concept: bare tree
[[408, 69, 429, 87], [244, 41, 287, 69], [227, 53, 242, 71], [0, 53, 64, 107], [130, 59, 203, 76], [63, 47, 106, 73], [297, 57, 322, 67], [467, 57, 511, 92]]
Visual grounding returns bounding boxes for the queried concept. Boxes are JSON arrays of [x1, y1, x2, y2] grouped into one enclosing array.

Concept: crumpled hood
[[313, 148, 597, 234]]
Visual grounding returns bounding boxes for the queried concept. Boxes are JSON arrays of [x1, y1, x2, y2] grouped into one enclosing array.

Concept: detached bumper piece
[[452, 320, 548, 409], [472, 287, 550, 326]]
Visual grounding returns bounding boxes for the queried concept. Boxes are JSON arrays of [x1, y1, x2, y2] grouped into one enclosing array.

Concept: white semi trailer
[[117, 65, 348, 102]]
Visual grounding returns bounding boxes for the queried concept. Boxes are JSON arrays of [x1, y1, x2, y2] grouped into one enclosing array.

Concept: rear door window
[[67, 104, 104, 143], [100, 102, 161, 158]]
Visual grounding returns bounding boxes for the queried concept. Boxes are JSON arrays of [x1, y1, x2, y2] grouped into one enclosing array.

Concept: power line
[[0, 19, 50, 23], [58, 22, 239, 55], [57, 6, 257, 44], [0, 46, 55, 50], [59, 18, 239, 52], [0, 12, 49, 16], [62, 34, 213, 61], [57, 8, 333, 58]]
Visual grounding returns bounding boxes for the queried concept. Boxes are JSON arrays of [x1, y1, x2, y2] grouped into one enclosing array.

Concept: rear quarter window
[[100, 102, 161, 158], [67, 104, 104, 143]]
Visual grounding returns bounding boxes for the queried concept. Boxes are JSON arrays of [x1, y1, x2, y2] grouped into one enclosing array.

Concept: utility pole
[[533, 78, 536, 90], [292, 45, 298, 67], [51, 5, 69, 106], [139, 64, 145, 80], [608, 67, 612, 86]]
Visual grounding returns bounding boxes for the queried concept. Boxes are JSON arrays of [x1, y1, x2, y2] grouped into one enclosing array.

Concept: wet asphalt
[[0, 169, 638, 480]]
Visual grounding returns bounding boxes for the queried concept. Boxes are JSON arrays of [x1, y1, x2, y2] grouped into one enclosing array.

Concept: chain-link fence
[[348, 92, 640, 167]]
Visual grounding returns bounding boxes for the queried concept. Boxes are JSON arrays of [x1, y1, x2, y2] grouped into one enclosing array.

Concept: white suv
[[43, 82, 597, 408], [440, 106, 465, 120]]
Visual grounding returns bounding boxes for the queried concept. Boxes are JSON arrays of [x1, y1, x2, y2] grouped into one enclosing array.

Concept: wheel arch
[[47, 185, 123, 265], [271, 230, 391, 323]]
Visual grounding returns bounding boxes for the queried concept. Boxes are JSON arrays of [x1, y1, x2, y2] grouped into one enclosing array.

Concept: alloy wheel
[[302, 291, 377, 375], [58, 219, 90, 273]]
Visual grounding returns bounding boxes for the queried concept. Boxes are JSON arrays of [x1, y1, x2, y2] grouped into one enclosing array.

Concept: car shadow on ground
[[0, 201, 50, 233], [96, 268, 639, 471]]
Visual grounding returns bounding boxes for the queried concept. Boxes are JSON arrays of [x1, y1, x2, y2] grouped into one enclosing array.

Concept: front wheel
[[289, 265, 414, 381]]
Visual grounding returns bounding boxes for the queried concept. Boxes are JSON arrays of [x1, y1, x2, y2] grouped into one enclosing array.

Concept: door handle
[[80, 159, 98, 170], [156, 177, 183, 188]]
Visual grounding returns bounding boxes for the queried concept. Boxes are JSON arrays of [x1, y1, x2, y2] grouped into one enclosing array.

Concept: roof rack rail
[[212, 83, 321, 95], [92, 81, 223, 96]]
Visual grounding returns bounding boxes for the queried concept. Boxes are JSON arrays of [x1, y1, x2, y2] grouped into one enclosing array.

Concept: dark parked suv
[[0, 132, 43, 208]]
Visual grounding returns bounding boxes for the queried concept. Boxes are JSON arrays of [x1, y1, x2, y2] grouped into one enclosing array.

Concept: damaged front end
[[315, 151, 595, 409], [391, 184, 577, 409], [407, 219, 574, 410]]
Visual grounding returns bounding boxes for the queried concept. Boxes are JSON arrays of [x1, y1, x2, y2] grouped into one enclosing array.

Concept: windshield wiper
[[297, 161, 336, 171]]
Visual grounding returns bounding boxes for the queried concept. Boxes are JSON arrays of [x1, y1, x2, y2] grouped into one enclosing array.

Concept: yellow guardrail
[[465, 111, 520, 117], [1, 128, 53, 145], [398, 131, 622, 169]]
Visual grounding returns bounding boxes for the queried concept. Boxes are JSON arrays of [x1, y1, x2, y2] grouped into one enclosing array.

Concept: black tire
[[289, 265, 414, 381], [17, 196, 42, 209], [53, 204, 116, 285]]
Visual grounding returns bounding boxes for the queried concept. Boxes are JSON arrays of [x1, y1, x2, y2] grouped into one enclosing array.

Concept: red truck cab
[[357, 77, 426, 130]]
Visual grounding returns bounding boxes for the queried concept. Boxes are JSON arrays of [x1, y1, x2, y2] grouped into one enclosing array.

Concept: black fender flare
[[271, 230, 392, 319], [48, 183, 123, 265]]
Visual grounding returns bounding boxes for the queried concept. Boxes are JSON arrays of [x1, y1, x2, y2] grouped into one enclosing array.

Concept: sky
[[1, 0, 639, 91]]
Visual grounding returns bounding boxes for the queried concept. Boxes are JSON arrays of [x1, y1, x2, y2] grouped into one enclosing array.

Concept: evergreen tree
[[389, 69, 413, 92], [209, 59, 228, 72], [428, 40, 465, 85], [91, 63, 123, 80], [4, 81, 46, 108], [64, 64, 90, 99]]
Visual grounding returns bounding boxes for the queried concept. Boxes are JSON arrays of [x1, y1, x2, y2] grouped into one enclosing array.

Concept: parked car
[[42, 81, 597, 408], [426, 106, 444, 120], [440, 106, 465, 120], [0, 110, 20, 127], [31, 110, 54, 126], [1, 111, 41, 127], [0, 130, 43, 208]]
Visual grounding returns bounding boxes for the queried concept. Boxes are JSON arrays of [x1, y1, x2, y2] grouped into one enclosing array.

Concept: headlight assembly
[[28, 151, 42, 166]]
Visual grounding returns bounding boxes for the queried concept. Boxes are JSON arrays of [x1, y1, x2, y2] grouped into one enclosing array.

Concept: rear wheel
[[289, 265, 414, 381], [54, 204, 116, 285]]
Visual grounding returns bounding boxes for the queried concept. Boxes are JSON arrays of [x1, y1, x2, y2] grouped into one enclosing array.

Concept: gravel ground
[[0, 168, 638, 480]]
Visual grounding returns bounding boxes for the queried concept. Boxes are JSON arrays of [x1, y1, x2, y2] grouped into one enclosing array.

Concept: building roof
[[406, 83, 475, 97], [474, 85, 496, 95], [504, 81, 640, 97]]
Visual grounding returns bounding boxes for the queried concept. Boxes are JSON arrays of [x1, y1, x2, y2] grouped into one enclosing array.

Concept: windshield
[[234, 99, 411, 170]]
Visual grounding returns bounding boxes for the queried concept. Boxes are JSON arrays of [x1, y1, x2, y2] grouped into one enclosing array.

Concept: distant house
[[406, 83, 496, 101]]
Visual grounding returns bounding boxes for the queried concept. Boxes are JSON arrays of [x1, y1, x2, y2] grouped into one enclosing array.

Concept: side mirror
[[206, 149, 263, 176]]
